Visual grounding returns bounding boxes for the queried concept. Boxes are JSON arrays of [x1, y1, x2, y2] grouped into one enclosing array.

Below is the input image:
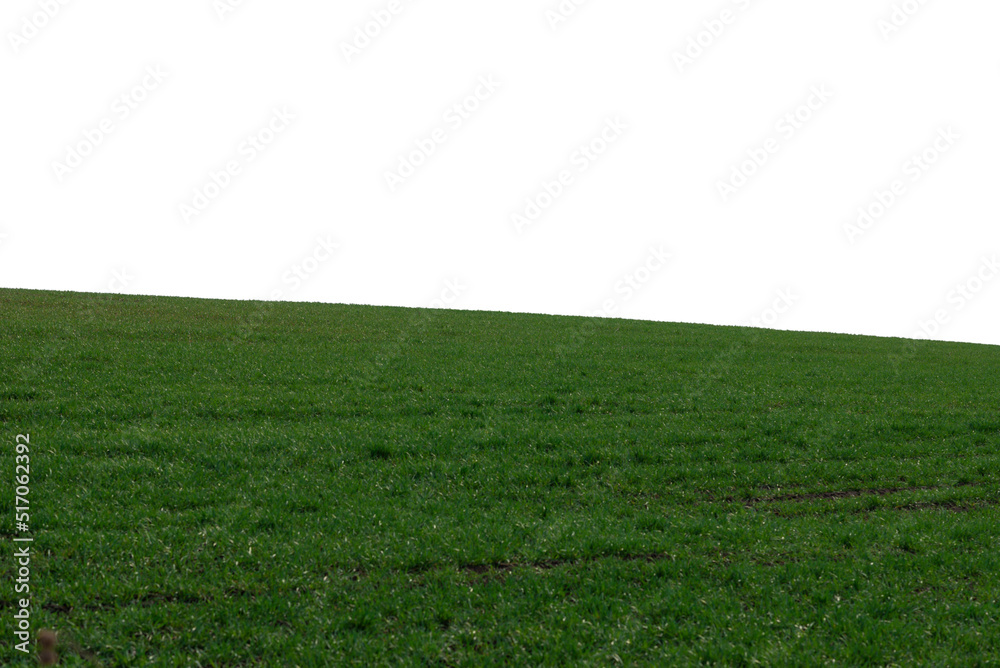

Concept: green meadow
[[2, 288, 999, 666]]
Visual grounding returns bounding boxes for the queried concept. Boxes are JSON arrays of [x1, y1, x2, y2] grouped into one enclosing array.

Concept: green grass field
[[2, 288, 999, 666]]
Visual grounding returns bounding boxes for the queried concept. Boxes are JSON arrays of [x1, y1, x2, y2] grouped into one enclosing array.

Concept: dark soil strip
[[729, 480, 985, 505]]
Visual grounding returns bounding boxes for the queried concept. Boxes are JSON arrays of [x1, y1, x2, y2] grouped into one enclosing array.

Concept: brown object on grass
[[38, 629, 59, 665]]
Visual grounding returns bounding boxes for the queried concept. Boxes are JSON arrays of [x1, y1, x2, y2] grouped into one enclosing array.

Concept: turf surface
[[2, 288, 999, 666]]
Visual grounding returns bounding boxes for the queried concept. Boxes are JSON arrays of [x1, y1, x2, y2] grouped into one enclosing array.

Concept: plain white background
[[2, 0, 998, 345]]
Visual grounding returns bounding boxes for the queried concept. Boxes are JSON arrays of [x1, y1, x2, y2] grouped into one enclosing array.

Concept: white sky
[[2, 0, 998, 346]]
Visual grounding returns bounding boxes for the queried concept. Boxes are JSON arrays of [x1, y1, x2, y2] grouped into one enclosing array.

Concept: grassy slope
[[1, 288, 999, 666]]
